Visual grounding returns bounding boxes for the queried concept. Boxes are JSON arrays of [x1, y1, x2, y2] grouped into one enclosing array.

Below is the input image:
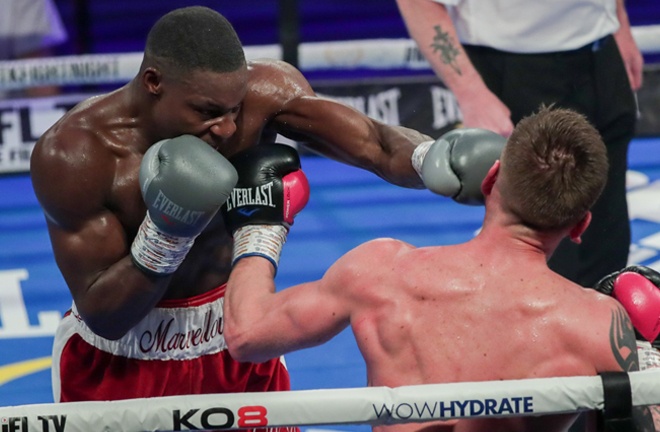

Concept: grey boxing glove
[[131, 135, 238, 275], [412, 128, 505, 205]]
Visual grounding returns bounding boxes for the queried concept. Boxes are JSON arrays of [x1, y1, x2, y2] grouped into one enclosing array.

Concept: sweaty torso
[[38, 62, 294, 300], [347, 239, 607, 432]]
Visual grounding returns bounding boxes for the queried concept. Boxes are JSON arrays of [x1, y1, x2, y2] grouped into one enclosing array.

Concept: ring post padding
[[599, 371, 634, 432]]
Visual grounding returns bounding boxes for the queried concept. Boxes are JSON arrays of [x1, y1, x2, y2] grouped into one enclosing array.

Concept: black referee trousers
[[464, 35, 638, 288]]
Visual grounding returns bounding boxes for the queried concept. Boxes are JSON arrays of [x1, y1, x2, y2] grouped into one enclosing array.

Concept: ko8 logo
[[173, 405, 268, 430]]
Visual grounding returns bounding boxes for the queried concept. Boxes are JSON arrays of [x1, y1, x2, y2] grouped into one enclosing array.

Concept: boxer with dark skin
[[31, 6, 428, 340], [31, 7, 429, 401], [31, 6, 502, 405]]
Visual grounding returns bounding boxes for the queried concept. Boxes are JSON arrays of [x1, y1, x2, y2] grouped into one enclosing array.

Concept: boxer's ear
[[481, 160, 500, 197], [569, 212, 591, 244], [142, 67, 163, 95]]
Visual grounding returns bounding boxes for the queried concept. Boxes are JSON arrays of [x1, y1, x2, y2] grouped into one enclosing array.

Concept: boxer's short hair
[[499, 105, 608, 231], [145, 6, 246, 77]]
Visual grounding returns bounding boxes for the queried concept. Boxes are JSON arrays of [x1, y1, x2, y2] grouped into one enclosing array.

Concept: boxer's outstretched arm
[[253, 60, 429, 189], [224, 257, 351, 363], [288, 102, 431, 189], [224, 235, 404, 363], [278, 94, 430, 189], [258, 61, 503, 201], [220, 143, 344, 362]]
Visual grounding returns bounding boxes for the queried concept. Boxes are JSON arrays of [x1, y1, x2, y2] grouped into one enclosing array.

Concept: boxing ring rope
[[1, 24, 660, 90], [0, 371, 659, 431]]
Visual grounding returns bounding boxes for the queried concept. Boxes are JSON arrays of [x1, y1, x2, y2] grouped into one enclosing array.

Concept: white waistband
[[66, 293, 227, 361]]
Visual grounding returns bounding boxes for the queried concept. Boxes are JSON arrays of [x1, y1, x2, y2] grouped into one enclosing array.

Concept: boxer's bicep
[[31, 131, 141, 320], [278, 276, 352, 351], [47, 210, 130, 302], [258, 59, 425, 187], [274, 95, 379, 162], [225, 258, 350, 362]]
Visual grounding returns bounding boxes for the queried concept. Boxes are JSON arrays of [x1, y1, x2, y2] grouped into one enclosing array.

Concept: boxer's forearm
[[275, 96, 426, 189], [74, 256, 173, 340], [371, 121, 432, 189]]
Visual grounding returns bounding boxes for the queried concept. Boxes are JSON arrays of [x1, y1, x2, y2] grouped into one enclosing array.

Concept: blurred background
[[48, 1, 660, 58], [1, 1, 660, 431]]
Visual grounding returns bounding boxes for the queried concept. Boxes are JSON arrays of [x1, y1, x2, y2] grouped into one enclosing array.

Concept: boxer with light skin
[[30, 6, 504, 409], [224, 106, 655, 432]]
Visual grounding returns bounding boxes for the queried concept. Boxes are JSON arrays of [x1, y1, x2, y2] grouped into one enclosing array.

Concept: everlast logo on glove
[[223, 144, 307, 235], [152, 190, 205, 226], [224, 182, 276, 211]]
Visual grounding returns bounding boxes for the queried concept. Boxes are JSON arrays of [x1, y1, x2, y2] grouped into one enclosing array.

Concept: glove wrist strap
[[232, 225, 288, 272], [637, 340, 660, 371], [411, 140, 435, 178], [131, 213, 196, 276]]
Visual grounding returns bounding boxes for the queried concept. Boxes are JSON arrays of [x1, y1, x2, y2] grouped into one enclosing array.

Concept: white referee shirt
[[430, 0, 619, 53], [0, 0, 68, 60]]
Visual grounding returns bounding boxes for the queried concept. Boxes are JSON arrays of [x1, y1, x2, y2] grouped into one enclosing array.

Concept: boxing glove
[[412, 128, 505, 205], [131, 135, 238, 275], [594, 265, 660, 343], [222, 144, 310, 271]]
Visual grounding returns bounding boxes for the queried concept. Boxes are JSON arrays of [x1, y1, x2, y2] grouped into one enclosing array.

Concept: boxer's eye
[[230, 103, 242, 114], [196, 107, 223, 119]]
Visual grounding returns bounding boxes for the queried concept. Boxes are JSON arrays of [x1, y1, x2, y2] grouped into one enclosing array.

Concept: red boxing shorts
[[52, 284, 297, 432]]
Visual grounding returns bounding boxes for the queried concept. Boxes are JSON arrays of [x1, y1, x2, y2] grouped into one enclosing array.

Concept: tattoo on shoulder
[[610, 307, 639, 372], [609, 308, 656, 431], [430, 25, 462, 75]]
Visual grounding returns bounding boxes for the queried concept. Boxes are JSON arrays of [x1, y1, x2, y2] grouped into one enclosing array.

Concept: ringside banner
[[1, 68, 658, 175], [0, 79, 461, 175], [0, 95, 81, 174]]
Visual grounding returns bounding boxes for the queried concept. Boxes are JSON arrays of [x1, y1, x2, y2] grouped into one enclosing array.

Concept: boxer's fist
[[140, 135, 238, 237], [412, 128, 505, 205], [593, 265, 660, 296], [223, 144, 309, 232], [131, 135, 238, 275], [222, 144, 310, 270], [594, 266, 660, 342]]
